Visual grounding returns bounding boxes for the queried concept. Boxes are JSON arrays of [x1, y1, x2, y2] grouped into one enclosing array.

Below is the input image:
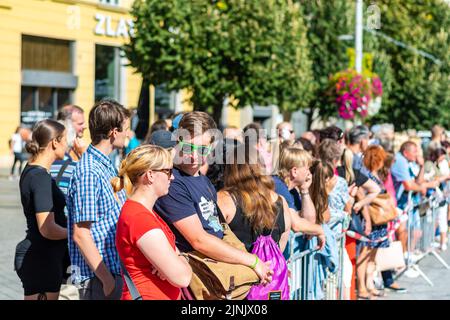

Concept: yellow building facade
[[0, 0, 143, 164], [0, 0, 248, 166]]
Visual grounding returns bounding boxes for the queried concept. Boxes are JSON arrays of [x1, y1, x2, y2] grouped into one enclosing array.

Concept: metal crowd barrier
[[287, 233, 319, 300], [324, 231, 346, 300], [287, 189, 450, 299], [287, 218, 347, 300], [396, 190, 450, 286]]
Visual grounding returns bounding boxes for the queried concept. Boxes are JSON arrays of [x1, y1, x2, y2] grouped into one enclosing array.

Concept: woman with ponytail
[[309, 160, 336, 225], [114, 145, 192, 300], [15, 119, 68, 300]]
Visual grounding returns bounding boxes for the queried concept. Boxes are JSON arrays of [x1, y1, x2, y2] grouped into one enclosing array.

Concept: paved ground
[[0, 169, 25, 299], [1, 166, 450, 300], [381, 249, 450, 300]]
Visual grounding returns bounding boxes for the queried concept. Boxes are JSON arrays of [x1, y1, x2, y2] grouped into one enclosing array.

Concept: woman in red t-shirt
[[112, 145, 192, 300]]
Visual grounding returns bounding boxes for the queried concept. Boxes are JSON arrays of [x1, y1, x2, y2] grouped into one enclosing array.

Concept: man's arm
[[73, 222, 116, 296], [289, 208, 326, 250], [415, 158, 439, 191], [403, 179, 426, 194], [289, 208, 324, 236]]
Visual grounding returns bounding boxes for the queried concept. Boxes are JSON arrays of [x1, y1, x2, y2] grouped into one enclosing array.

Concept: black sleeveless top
[[228, 195, 285, 252]]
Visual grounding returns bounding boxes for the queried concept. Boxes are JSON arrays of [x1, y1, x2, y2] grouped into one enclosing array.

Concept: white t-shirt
[[439, 158, 450, 176], [11, 133, 23, 153]]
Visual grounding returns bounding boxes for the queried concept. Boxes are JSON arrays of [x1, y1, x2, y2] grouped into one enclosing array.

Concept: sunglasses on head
[[178, 140, 212, 157]]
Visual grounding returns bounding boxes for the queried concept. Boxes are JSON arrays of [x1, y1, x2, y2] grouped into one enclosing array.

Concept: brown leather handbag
[[368, 193, 397, 226], [182, 223, 259, 300]]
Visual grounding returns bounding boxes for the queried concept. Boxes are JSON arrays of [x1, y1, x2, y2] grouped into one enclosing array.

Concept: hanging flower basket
[[326, 69, 383, 120]]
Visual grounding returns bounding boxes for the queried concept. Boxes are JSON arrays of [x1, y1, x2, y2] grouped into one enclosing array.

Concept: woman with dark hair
[[309, 160, 336, 224], [319, 125, 345, 146], [15, 119, 68, 300]]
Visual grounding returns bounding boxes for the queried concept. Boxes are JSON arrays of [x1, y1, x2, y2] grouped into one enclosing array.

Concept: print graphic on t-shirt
[[198, 196, 222, 232]]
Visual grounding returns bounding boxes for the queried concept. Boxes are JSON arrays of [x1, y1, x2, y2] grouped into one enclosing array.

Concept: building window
[[22, 35, 71, 72], [98, 0, 120, 6], [95, 44, 121, 102], [20, 87, 73, 126], [21, 35, 75, 126]]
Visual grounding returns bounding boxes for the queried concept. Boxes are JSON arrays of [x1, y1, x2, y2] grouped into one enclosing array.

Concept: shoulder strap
[[119, 258, 143, 300], [269, 197, 283, 237], [55, 158, 72, 185], [216, 201, 227, 224]]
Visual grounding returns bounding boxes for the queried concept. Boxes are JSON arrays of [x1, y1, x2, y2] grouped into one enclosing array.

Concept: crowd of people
[[12, 99, 450, 300]]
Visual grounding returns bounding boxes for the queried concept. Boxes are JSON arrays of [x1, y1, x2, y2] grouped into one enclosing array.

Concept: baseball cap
[[149, 130, 176, 149]]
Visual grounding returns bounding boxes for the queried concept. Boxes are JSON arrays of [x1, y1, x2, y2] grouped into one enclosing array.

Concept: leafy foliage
[[125, 0, 314, 124], [368, 0, 450, 130]]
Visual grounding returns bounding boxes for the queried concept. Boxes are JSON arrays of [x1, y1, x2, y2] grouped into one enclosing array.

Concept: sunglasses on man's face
[[178, 141, 212, 157]]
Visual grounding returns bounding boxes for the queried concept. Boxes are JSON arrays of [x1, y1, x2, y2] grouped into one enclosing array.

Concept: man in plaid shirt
[[67, 99, 130, 300]]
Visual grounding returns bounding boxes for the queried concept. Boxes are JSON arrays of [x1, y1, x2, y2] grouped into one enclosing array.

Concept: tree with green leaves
[[299, 0, 449, 130], [125, 0, 313, 125], [368, 0, 450, 130], [298, 0, 356, 127]]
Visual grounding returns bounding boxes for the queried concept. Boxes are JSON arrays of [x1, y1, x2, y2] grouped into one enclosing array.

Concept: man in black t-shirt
[[154, 112, 273, 285]]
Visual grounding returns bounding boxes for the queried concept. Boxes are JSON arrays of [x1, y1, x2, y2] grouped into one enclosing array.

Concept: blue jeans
[[382, 270, 394, 287]]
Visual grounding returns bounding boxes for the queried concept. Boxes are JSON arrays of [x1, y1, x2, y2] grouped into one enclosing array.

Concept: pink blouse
[[383, 172, 397, 207]]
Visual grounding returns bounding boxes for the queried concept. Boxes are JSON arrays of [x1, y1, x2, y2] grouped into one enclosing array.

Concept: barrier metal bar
[[289, 191, 449, 299], [395, 192, 434, 286], [288, 217, 347, 300], [417, 194, 450, 269], [287, 232, 321, 300], [324, 231, 346, 300]]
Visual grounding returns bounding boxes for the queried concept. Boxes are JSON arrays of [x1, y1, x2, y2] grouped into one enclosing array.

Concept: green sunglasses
[[178, 140, 212, 157]]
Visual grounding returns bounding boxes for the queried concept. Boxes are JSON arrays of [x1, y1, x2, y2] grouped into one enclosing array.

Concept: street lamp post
[[355, 0, 363, 74]]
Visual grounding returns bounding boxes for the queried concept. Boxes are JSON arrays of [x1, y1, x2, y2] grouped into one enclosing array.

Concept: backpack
[[246, 208, 289, 300]]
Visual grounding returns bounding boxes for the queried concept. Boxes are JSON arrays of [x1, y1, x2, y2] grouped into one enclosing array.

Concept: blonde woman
[[275, 147, 317, 224], [273, 147, 326, 252], [113, 145, 192, 300]]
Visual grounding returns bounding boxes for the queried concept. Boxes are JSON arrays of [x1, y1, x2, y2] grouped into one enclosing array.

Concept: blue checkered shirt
[[67, 145, 126, 282]]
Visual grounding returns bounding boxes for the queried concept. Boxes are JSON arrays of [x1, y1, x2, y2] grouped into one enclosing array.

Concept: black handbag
[[14, 238, 32, 271]]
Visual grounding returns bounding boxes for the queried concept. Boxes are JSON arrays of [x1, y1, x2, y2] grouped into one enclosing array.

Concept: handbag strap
[[55, 157, 72, 185], [119, 257, 143, 300], [269, 197, 283, 237]]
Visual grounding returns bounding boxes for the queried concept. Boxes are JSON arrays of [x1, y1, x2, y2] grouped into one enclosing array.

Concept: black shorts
[[15, 238, 68, 296]]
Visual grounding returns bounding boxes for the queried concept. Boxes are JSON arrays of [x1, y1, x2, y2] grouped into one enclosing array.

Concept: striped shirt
[[50, 154, 77, 198], [67, 145, 126, 283]]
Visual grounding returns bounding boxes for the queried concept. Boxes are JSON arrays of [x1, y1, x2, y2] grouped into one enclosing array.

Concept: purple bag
[[246, 233, 289, 300]]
